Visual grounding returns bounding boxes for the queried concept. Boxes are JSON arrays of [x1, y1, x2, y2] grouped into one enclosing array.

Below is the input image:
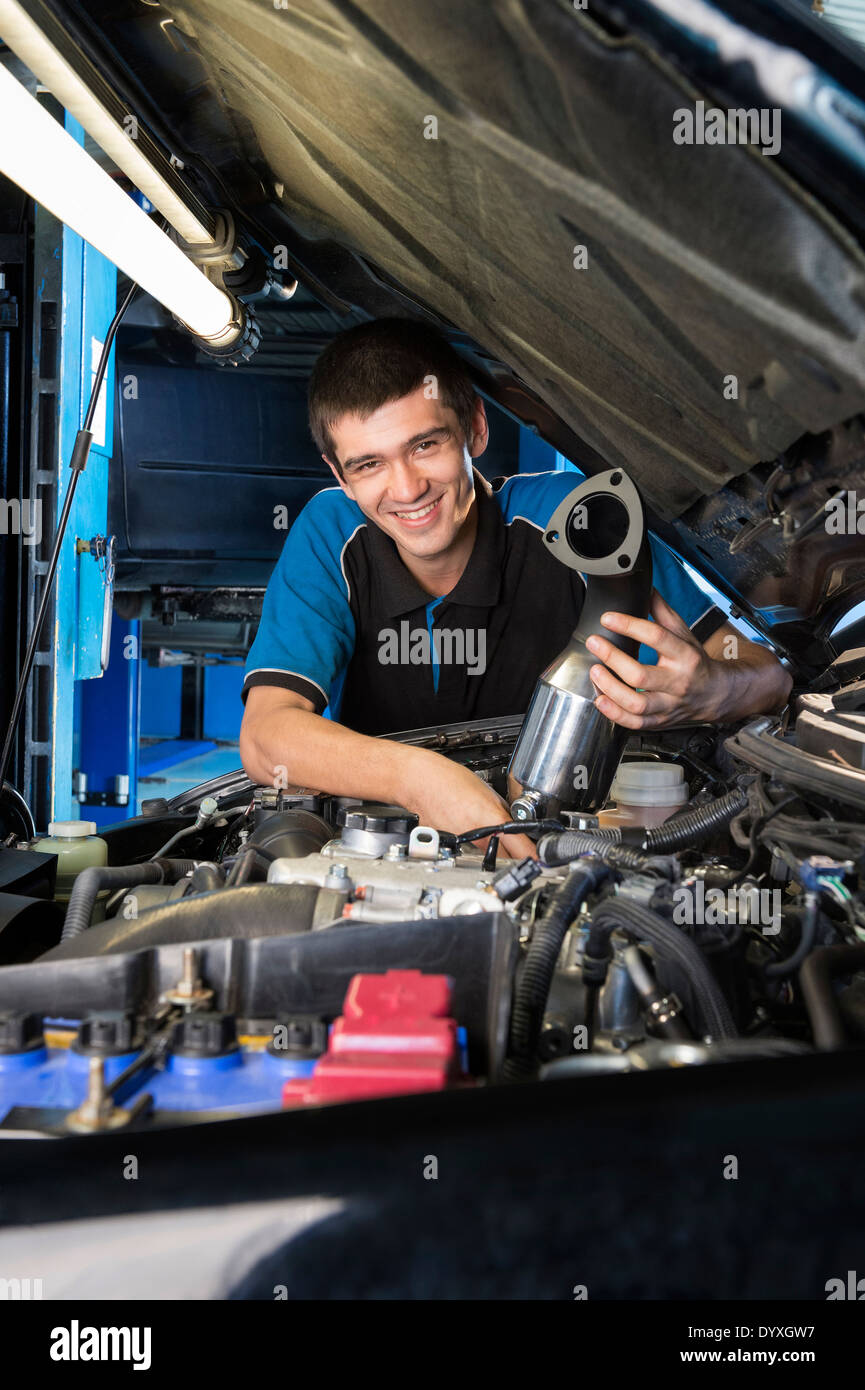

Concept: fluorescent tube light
[[0, 0, 216, 248], [0, 61, 237, 343]]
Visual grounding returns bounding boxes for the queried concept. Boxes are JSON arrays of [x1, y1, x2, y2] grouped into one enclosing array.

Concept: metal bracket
[[542, 468, 645, 576]]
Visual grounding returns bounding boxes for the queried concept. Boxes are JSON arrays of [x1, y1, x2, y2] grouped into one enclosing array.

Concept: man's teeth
[[394, 498, 439, 519]]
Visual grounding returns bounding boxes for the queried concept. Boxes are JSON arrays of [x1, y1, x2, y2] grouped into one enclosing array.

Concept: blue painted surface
[[136, 658, 245, 812], [203, 663, 245, 740], [140, 739, 217, 776], [140, 661, 244, 741], [0, 1043, 316, 1117], [140, 663, 182, 738], [78, 619, 141, 827], [0, 1025, 470, 1115], [50, 111, 118, 822]]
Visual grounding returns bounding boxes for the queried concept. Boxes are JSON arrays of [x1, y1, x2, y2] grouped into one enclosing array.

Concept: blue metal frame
[[76, 619, 141, 827], [49, 113, 119, 822]]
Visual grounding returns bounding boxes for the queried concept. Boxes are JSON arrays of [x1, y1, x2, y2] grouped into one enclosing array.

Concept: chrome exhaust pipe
[[507, 469, 652, 820]]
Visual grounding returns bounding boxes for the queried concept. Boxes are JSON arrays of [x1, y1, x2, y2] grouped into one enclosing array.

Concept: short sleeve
[[643, 535, 727, 665], [242, 492, 359, 713]]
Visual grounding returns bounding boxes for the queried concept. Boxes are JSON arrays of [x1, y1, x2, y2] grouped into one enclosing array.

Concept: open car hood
[[40, 0, 865, 663]]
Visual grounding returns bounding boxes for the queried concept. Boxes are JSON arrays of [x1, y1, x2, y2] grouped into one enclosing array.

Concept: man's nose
[[387, 457, 428, 505]]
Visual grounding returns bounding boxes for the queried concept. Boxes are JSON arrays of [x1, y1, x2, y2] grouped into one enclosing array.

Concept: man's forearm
[[710, 647, 792, 722], [240, 705, 423, 804], [240, 699, 540, 858]]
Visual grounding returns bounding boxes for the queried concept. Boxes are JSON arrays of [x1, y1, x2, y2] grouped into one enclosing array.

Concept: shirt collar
[[367, 466, 505, 619]]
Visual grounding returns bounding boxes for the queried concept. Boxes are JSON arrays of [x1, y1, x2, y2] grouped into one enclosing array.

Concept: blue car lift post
[[22, 104, 139, 830]]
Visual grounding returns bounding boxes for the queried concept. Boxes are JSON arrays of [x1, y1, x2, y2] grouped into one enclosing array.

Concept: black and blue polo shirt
[[241, 467, 726, 736]]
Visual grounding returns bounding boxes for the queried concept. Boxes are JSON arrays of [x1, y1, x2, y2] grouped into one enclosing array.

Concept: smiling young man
[[239, 319, 791, 858]]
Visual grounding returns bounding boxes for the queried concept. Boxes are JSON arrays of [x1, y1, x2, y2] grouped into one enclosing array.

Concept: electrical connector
[[493, 856, 542, 902]]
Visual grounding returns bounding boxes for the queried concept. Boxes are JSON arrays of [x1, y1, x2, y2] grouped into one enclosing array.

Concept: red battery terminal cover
[[282, 969, 462, 1106]]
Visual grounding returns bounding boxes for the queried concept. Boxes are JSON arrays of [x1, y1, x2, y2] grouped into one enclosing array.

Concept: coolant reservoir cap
[[610, 761, 687, 808], [47, 819, 97, 837]]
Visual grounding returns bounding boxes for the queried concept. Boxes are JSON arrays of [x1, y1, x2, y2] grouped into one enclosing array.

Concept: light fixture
[[0, 60, 250, 351], [0, 0, 217, 248]]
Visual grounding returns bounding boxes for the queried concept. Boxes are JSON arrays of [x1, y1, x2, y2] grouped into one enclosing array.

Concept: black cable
[[481, 835, 500, 871], [454, 818, 563, 846], [746, 775, 865, 858], [0, 279, 140, 801], [730, 793, 800, 884]]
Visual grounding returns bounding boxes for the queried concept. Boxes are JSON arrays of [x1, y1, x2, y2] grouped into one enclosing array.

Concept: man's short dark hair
[[308, 317, 478, 471]]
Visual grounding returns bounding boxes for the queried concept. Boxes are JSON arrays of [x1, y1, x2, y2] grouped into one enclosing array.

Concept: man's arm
[[699, 620, 792, 720], [584, 590, 792, 730], [239, 686, 538, 858]]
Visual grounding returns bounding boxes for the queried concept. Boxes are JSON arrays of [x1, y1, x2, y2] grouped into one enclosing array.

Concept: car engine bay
[[1, 663, 864, 1135]]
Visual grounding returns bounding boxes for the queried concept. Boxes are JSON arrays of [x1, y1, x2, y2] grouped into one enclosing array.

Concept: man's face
[[324, 387, 487, 561]]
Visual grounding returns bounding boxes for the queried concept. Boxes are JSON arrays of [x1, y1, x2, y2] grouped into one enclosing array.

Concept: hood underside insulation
[[157, 0, 865, 517]]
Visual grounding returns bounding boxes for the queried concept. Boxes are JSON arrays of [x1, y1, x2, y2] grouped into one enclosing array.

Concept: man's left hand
[[584, 589, 791, 730]]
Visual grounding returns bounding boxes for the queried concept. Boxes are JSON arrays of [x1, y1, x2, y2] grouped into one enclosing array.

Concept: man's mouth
[[388, 495, 443, 527]]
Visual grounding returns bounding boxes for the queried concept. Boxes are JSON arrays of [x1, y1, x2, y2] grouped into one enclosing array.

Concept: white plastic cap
[[47, 819, 98, 837], [610, 761, 687, 808]]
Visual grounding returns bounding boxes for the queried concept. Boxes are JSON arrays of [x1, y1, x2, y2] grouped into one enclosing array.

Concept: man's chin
[[389, 527, 449, 560]]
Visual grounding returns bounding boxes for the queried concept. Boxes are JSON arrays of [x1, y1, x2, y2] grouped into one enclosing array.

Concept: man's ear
[[467, 397, 489, 460]]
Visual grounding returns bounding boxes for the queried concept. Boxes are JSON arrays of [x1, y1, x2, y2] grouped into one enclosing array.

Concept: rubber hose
[[538, 832, 676, 877], [102, 857, 197, 920], [61, 863, 165, 943], [539, 828, 621, 861], [586, 898, 738, 1039], [622, 943, 693, 1040], [187, 863, 225, 894], [43, 882, 322, 960], [640, 787, 747, 852], [764, 897, 820, 979], [800, 944, 865, 1050], [538, 787, 746, 863], [226, 844, 275, 887], [503, 861, 608, 1082], [154, 858, 197, 880]]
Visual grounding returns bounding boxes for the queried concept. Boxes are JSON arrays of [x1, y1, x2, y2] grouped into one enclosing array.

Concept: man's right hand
[[399, 746, 538, 860]]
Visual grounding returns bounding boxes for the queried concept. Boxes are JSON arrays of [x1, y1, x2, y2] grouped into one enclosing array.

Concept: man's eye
[[416, 440, 436, 452], [356, 460, 380, 473]]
